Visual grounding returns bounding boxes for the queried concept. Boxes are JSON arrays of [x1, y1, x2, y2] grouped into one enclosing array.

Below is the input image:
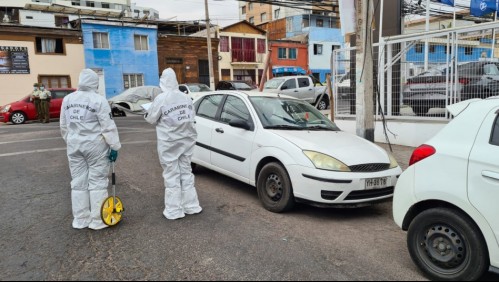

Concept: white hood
[[78, 69, 99, 93], [160, 68, 182, 94], [271, 130, 391, 166]]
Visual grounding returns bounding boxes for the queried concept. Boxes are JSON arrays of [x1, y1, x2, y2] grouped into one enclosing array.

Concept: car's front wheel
[[407, 208, 489, 281], [257, 162, 295, 213], [10, 111, 27, 125]]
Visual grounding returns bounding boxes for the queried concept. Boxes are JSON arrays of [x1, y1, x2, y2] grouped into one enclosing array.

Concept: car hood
[[270, 130, 391, 166]]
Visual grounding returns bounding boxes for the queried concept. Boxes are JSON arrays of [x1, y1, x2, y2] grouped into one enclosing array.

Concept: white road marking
[[0, 130, 155, 145], [0, 140, 156, 158]]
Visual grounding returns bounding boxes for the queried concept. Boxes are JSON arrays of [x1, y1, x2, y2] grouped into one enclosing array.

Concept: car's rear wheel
[[257, 163, 295, 213], [10, 111, 27, 125], [412, 106, 429, 116], [316, 95, 329, 110], [407, 208, 489, 281]]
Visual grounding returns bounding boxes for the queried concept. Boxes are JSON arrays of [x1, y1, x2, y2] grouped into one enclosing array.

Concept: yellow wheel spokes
[[101, 196, 124, 226]]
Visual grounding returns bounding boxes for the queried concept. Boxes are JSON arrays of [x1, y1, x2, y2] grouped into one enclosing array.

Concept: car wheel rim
[[12, 113, 24, 124], [418, 224, 467, 275], [265, 173, 283, 202]]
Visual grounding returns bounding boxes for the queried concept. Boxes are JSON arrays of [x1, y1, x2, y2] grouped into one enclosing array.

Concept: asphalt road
[[0, 116, 497, 281]]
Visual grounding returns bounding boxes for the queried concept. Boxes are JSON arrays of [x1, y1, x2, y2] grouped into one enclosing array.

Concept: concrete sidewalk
[[378, 143, 414, 171]]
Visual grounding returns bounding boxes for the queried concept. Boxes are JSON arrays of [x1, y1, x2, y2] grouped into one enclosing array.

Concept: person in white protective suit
[[145, 68, 202, 220], [60, 69, 121, 230]]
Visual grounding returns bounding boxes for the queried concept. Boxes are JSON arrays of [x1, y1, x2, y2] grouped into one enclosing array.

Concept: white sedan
[[393, 98, 499, 280], [192, 91, 402, 213]]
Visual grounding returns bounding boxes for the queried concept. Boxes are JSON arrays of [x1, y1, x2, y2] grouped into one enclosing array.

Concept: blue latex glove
[[109, 150, 118, 162]]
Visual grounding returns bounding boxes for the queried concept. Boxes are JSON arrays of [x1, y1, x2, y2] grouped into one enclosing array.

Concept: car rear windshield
[[233, 82, 253, 90], [188, 84, 211, 92], [250, 97, 340, 131], [264, 79, 285, 90]]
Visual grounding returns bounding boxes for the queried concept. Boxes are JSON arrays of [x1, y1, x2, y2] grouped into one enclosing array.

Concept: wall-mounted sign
[[0, 46, 30, 74]]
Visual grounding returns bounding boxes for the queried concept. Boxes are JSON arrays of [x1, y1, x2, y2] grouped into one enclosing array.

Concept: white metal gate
[[333, 21, 499, 120]]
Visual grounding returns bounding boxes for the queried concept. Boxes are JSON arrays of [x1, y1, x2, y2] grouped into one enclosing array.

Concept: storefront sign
[[0, 46, 30, 74]]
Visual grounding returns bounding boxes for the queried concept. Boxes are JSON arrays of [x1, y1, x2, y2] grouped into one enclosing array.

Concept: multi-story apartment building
[[239, 0, 339, 25], [0, 0, 159, 28]]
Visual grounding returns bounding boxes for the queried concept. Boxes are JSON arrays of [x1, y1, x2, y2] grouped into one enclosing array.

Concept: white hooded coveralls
[[60, 69, 121, 230], [145, 69, 202, 220]]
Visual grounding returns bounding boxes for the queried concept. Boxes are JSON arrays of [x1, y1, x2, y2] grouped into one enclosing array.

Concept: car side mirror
[[184, 91, 188, 94], [281, 85, 288, 90], [229, 119, 251, 130]]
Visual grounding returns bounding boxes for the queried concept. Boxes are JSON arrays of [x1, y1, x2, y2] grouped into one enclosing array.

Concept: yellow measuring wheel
[[101, 162, 124, 226]]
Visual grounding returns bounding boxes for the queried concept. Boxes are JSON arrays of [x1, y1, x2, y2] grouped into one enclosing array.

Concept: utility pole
[[204, 0, 216, 90], [355, 0, 375, 142], [424, 0, 430, 70]]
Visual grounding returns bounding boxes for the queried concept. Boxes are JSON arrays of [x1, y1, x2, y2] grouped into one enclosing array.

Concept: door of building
[[91, 69, 106, 97], [198, 60, 210, 86]]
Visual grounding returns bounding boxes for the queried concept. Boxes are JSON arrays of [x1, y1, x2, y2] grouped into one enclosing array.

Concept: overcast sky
[[134, 0, 240, 27]]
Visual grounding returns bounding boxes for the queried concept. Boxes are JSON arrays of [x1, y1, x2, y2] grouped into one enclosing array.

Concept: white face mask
[[40, 87, 44, 90]]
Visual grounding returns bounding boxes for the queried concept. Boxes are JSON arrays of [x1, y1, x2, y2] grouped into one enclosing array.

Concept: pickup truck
[[263, 76, 329, 110]]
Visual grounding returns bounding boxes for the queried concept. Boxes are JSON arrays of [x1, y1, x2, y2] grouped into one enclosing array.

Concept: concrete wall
[[270, 41, 308, 76], [0, 39, 84, 106], [334, 118, 447, 148], [81, 22, 159, 98]]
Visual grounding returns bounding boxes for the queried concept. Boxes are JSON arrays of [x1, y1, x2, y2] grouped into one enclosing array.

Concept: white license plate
[[365, 177, 388, 190]]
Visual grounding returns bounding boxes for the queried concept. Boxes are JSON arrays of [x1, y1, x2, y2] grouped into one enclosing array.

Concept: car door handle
[[294, 90, 299, 93], [482, 171, 499, 181], [215, 128, 224, 134]]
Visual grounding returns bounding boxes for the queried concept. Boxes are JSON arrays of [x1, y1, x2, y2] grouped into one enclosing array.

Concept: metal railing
[[333, 21, 499, 120]]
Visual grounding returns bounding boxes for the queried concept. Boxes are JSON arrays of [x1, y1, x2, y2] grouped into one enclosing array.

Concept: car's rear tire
[[256, 162, 295, 213], [412, 106, 429, 116], [407, 208, 489, 281], [316, 95, 329, 111], [10, 111, 27, 125]]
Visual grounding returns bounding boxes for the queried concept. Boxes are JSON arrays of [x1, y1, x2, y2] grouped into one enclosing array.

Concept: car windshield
[[264, 79, 285, 90], [188, 84, 212, 92], [250, 97, 340, 131]]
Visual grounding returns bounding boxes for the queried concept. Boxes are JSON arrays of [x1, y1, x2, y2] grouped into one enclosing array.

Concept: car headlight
[[389, 153, 399, 169], [0, 105, 11, 113], [303, 151, 351, 172]]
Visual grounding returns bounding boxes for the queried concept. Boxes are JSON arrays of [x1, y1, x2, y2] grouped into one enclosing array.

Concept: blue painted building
[[406, 44, 492, 64], [285, 15, 345, 82], [81, 19, 159, 98]]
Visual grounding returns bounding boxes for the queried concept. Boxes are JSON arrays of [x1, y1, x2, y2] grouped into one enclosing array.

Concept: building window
[[71, 1, 80, 6], [36, 38, 64, 54], [303, 18, 310, 28], [430, 45, 436, 53], [316, 19, 324, 27], [93, 32, 109, 49], [278, 48, 287, 59], [261, 12, 267, 22], [232, 37, 256, 62], [465, 46, 473, 56], [249, 3, 253, 10], [86, 1, 95, 7], [314, 44, 323, 55], [123, 74, 144, 89], [242, 6, 246, 14], [101, 3, 110, 9], [275, 9, 280, 19], [220, 36, 229, 52], [55, 16, 69, 27], [249, 17, 254, 24], [39, 75, 70, 88], [415, 43, 424, 54], [134, 35, 149, 51], [115, 4, 123, 10], [257, 39, 266, 54], [289, 48, 297, 59]]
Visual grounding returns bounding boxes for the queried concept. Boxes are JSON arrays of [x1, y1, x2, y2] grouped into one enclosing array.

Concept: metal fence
[[333, 21, 499, 120]]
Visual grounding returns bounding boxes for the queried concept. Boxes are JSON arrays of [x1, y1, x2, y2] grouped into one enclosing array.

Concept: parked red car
[[0, 88, 76, 124]]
